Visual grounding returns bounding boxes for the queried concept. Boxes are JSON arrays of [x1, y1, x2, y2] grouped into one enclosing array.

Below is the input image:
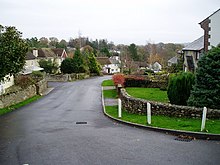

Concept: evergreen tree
[[167, 72, 195, 105], [60, 58, 75, 74], [72, 49, 88, 73], [187, 46, 220, 109], [87, 52, 101, 75]]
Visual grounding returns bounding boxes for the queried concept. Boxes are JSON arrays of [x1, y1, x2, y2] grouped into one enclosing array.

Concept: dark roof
[[199, 8, 220, 24], [51, 48, 64, 57], [38, 48, 56, 58], [168, 56, 178, 64], [96, 57, 111, 65], [182, 36, 204, 51], [25, 51, 36, 60], [133, 61, 148, 67]]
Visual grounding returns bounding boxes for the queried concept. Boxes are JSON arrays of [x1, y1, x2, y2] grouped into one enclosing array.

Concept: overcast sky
[[1, 0, 220, 45]]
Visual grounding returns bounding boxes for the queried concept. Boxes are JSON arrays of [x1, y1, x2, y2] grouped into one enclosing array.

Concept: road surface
[[0, 76, 219, 165]]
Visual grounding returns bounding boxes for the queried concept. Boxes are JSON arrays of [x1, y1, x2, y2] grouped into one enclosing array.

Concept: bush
[[31, 71, 43, 80], [15, 75, 34, 89], [187, 46, 220, 109], [124, 75, 151, 87], [167, 72, 195, 105], [60, 58, 75, 74], [39, 59, 58, 74], [144, 69, 154, 75], [112, 74, 125, 87]]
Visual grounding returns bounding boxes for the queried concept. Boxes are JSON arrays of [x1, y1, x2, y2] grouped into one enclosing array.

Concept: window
[[111, 69, 114, 72]]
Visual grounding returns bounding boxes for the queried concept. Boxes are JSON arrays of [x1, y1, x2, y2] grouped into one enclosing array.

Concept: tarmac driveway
[[0, 76, 219, 165]]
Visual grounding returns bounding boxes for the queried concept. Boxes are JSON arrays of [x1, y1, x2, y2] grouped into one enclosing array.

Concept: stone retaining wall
[[120, 88, 220, 119], [46, 73, 90, 82], [36, 79, 48, 95], [0, 85, 36, 108], [0, 78, 48, 108]]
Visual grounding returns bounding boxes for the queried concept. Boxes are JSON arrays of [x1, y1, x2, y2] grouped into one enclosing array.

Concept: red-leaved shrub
[[124, 75, 151, 87], [112, 74, 125, 87]]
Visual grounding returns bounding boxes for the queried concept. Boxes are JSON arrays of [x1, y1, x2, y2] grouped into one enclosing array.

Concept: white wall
[[103, 64, 120, 74], [0, 75, 14, 95], [209, 10, 220, 49]]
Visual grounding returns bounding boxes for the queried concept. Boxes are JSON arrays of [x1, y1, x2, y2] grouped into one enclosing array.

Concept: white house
[[199, 8, 220, 52], [149, 62, 162, 72], [96, 56, 121, 74], [168, 56, 178, 67]]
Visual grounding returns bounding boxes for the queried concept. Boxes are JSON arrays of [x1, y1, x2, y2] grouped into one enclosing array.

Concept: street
[[0, 76, 219, 165]]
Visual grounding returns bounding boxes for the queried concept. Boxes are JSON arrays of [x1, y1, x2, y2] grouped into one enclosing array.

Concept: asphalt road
[[0, 76, 220, 165]]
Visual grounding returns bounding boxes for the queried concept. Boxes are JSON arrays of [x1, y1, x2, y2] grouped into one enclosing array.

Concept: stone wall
[[0, 85, 36, 108], [36, 79, 48, 95], [0, 78, 48, 108], [46, 73, 90, 82], [120, 88, 220, 119]]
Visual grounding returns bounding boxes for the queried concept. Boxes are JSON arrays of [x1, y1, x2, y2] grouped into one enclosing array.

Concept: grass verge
[[102, 79, 114, 86], [126, 87, 169, 103], [103, 89, 117, 99], [105, 106, 220, 134], [0, 95, 42, 116]]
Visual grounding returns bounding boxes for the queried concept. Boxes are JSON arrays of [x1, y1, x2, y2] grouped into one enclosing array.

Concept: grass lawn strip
[[102, 79, 114, 86], [105, 106, 220, 134], [126, 87, 169, 103], [103, 89, 117, 99], [0, 95, 42, 116]]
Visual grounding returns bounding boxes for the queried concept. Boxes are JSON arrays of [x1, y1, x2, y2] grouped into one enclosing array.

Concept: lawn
[[102, 79, 114, 86], [105, 106, 220, 134], [103, 89, 117, 99], [0, 95, 42, 116], [126, 87, 169, 103]]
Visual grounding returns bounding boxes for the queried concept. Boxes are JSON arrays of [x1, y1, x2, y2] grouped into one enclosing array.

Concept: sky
[[1, 0, 220, 45]]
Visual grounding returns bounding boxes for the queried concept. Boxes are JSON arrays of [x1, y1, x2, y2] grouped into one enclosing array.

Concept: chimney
[[33, 49, 38, 57]]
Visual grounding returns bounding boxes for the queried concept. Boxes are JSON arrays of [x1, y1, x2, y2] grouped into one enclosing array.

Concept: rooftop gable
[[182, 36, 204, 51], [199, 8, 220, 24]]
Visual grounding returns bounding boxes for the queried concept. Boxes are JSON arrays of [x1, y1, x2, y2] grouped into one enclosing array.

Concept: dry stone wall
[[120, 88, 220, 119], [0, 78, 48, 108]]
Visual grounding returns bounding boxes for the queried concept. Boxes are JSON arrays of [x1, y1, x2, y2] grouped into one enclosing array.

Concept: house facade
[[168, 56, 178, 67], [199, 8, 220, 52], [182, 36, 204, 72], [21, 51, 43, 75], [96, 56, 121, 74]]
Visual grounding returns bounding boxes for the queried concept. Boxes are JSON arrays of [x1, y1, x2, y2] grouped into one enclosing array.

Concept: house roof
[[38, 48, 55, 58], [168, 56, 178, 64], [25, 51, 36, 60], [51, 48, 64, 57], [96, 57, 111, 65], [182, 36, 204, 51], [199, 8, 220, 24], [109, 58, 120, 64], [134, 61, 148, 67]]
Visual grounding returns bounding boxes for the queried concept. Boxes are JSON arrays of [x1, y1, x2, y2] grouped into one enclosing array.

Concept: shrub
[[60, 58, 75, 74], [124, 75, 151, 87], [31, 71, 43, 80], [187, 46, 220, 109], [112, 74, 125, 87], [144, 69, 154, 75], [39, 59, 58, 74], [167, 72, 195, 105], [15, 75, 34, 89]]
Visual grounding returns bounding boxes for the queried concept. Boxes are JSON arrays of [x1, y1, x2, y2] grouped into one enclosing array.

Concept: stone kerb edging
[[120, 88, 220, 119], [101, 87, 220, 140]]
